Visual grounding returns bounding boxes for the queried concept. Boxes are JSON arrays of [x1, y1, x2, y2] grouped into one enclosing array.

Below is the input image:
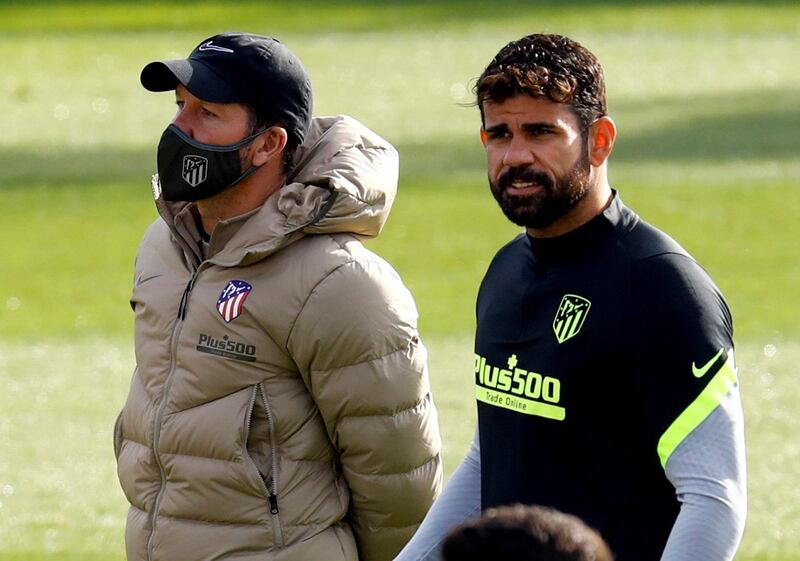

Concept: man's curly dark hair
[[441, 504, 614, 561], [475, 34, 607, 132]]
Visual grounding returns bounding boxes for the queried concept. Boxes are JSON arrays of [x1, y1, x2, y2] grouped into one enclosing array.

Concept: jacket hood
[[155, 115, 399, 267]]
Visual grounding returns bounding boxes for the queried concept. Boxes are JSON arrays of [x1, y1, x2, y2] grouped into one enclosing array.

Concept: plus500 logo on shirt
[[475, 353, 565, 421]]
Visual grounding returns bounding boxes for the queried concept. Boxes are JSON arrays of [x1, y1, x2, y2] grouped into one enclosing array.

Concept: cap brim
[[140, 59, 243, 103]]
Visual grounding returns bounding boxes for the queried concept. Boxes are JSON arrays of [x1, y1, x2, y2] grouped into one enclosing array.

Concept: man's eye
[[488, 131, 510, 140], [201, 108, 217, 118]]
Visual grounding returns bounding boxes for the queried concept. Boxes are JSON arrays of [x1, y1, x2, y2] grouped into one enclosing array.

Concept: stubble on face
[[489, 142, 591, 229]]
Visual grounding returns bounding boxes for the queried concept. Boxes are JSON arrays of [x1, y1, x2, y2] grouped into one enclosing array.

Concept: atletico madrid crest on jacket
[[217, 280, 252, 323]]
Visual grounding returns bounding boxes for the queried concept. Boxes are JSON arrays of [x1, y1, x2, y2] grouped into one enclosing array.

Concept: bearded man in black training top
[[395, 33, 746, 561]]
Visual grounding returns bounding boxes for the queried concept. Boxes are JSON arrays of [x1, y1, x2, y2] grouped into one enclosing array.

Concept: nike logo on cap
[[198, 41, 234, 54], [692, 347, 725, 378]]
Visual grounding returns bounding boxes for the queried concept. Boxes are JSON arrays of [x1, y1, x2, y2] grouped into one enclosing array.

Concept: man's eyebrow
[[521, 122, 560, 133], [484, 123, 509, 135]]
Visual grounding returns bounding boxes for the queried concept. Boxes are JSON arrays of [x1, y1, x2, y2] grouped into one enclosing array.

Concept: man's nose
[[171, 110, 194, 139], [502, 137, 535, 168]]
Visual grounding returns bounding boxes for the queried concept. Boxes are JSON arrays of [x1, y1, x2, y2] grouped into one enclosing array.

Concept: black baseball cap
[[141, 32, 312, 145]]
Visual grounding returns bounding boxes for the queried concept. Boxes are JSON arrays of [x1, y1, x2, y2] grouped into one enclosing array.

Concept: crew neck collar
[[526, 191, 622, 262]]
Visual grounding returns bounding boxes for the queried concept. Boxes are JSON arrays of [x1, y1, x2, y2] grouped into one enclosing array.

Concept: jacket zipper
[[178, 277, 194, 320], [258, 382, 284, 548], [146, 270, 199, 561]]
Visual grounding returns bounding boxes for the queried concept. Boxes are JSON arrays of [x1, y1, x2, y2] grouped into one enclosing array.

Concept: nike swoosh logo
[[692, 347, 725, 378], [135, 274, 162, 287], [198, 41, 234, 54]]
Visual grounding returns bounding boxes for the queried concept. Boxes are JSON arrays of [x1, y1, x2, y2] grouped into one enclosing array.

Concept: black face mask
[[154, 124, 266, 202]]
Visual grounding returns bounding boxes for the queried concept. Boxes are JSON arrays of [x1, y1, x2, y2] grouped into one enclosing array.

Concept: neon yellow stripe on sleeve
[[657, 349, 739, 468]]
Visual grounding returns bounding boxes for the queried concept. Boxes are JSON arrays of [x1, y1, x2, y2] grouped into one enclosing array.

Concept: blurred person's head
[[140, 31, 312, 205], [475, 34, 616, 237], [441, 504, 613, 561]]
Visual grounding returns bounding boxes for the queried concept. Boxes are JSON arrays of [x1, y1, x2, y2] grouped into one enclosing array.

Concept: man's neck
[[526, 179, 613, 239], [197, 172, 284, 236]]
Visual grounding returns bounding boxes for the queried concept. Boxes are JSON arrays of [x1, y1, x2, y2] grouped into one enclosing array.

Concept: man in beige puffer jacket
[[114, 32, 442, 561]]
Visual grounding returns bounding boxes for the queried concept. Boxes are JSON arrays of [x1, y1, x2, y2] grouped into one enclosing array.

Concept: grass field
[[0, 1, 798, 559]]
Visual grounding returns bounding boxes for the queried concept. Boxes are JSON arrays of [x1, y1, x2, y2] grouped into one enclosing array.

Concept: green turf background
[[0, 2, 797, 559]]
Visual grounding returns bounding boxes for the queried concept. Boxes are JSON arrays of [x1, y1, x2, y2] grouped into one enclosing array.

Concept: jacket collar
[[154, 115, 399, 268]]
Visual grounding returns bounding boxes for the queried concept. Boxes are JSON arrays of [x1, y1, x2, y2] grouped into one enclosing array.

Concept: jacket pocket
[[113, 411, 124, 460], [244, 386, 273, 491], [244, 383, 285, 548]]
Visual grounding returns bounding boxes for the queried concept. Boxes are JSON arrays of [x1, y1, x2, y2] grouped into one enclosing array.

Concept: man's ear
[[251, 127, 288, 167], [587, 116, 616, 167], [480, 127, 488, 147]]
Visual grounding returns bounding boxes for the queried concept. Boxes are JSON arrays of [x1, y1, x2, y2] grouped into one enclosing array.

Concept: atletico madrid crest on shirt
[[553, 294, 591, 344], [217, 280, 252, 323]]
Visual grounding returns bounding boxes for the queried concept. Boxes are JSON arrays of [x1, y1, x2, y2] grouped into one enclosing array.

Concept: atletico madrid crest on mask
[[217, 280, 252, 323], [182, 155, 208, 187]]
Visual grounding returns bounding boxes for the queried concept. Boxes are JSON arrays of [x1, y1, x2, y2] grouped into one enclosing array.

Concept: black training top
[[475, 194, 734, 561]]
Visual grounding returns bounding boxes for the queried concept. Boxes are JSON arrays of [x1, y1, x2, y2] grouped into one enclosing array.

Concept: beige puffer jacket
[[114, 115, 443, 561]]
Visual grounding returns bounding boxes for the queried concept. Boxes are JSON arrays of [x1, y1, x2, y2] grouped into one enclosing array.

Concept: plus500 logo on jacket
[[197, 333, 257, 362]]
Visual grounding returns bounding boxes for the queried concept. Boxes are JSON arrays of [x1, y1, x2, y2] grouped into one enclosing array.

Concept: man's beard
[[489, 149, 592, 230]]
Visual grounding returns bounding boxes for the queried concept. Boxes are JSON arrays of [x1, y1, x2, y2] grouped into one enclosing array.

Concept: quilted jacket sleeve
[[287, 254, 443, 561]]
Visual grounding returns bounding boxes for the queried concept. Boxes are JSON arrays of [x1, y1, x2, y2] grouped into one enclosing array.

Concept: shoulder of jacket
[[285, 232, 400, 280], [290, 234, 411, 317], [139, 217, 172, 246], [135, 217, 173, 260]]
